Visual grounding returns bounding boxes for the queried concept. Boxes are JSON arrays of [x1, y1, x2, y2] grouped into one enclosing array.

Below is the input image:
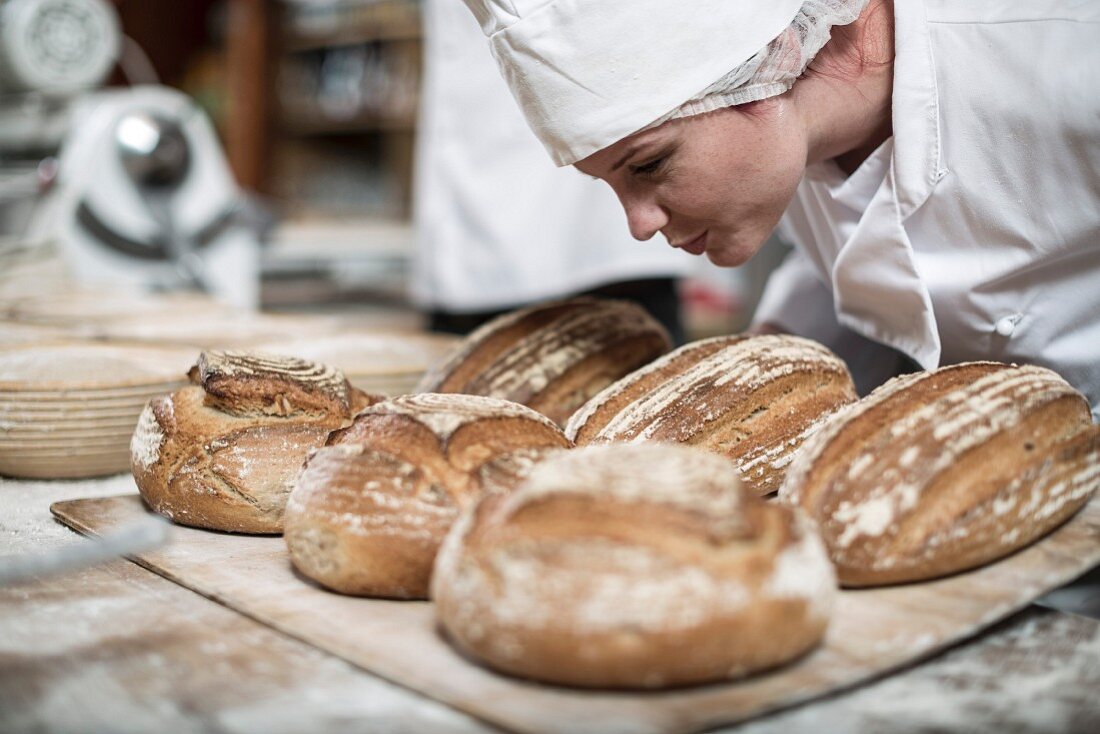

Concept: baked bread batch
[[112, 295, 1099, 692], [131, 350, 380, 534], [566, 335, 857, 494], [416, 297, 672, 424], [781, 362, 1100, 586], [432, 444, 836, 688], [283, 393, 571, 598]]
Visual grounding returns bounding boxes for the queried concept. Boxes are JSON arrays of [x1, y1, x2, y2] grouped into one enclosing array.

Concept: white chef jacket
[[754, 0, 1100, 419], [412, 0, 693, 312]]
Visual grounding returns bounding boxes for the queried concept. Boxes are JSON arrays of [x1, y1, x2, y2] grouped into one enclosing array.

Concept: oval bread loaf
[[416, 297, 672, 424], [780, 362, 1100, 586], [283, 393, 571, 598], [130, 351, 380, 534], [565, 335, 857, 495], [432, 443, 836, 689]]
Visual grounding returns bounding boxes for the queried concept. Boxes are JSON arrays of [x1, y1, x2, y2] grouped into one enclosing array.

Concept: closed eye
[[630, 156, 666, 177]]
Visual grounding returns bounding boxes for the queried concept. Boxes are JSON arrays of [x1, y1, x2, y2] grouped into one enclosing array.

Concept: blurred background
[[0, 0, 787, 340]]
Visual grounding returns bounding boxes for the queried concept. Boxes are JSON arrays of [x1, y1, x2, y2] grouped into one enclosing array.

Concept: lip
[[671, 231, 708, 256]]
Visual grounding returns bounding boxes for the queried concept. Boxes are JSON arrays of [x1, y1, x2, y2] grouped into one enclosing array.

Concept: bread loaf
[[416, 297, 672, 424], [131, 351, 379, 534], [283, 393, 571, 598], [780, 362, 1100, 586], [565, 335, 857, 495], [432, 443, 836, 689]]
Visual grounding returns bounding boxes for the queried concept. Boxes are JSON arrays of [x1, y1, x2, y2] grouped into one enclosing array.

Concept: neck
[[794, 0, 895, 175]]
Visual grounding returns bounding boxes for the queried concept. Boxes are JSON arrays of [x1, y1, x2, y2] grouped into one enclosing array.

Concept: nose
[[619, 192, 669, 242]]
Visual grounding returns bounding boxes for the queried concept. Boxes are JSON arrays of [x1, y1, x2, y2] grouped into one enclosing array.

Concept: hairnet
[[651, 0, 870, 130]]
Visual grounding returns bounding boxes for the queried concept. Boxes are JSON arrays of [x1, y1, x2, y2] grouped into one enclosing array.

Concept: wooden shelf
[[284, 23, 420, 51], [225, 0, 278, 193], [280, 111, 417, 136], [223, 1, 421, 218], [282, 1, 421, 52]]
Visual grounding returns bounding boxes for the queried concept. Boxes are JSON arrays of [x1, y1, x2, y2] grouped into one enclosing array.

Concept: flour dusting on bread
[[130, 403, 165, 470]]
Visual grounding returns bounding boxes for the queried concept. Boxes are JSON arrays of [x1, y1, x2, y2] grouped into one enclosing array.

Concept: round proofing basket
[[93, 312, 352, 351], [0, 342, 194, 479], [255, 332, 460, 396], [0, 290, 230, 327]]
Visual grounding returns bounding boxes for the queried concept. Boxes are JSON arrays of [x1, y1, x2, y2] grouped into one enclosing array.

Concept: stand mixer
[[115, 110, 208, 291], [1, 0, 263, 309]]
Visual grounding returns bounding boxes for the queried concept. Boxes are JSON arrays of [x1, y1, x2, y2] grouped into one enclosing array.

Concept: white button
[[995, 314, 1022, 337]]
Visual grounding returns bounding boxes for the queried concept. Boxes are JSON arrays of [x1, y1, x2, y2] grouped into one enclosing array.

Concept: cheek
[[665, 126, 803, 221], [701, 125, 806, 264], [721, 125, 805, 218]]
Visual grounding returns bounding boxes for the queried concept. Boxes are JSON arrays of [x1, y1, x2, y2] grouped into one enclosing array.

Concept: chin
[[704, 239, 758, 268]]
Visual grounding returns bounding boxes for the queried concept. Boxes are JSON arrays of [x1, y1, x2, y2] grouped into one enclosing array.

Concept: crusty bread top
[[779, 362, 1092, 546], [477, 445, 569, 495], [517, 444, 745, 531], [435, 443, 835, 633], [131, 384, 356, 476], [340, 392, 564, 443], [290, 442, 456, 542], [566, 334, 850, 444], [415, 297, 671, 403], [191, 350, 353, 417], [565, 335, 741, 441]]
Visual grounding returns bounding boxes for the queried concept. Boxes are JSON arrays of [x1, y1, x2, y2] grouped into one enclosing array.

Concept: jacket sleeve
[[751, 246, 841, 339]]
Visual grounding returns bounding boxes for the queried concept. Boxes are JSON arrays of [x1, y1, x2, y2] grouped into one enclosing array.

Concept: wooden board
[[52, 493, 1100, 734]]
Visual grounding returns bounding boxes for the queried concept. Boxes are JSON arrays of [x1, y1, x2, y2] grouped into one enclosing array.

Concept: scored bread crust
[[565, 335, 857, 495], [130, 351, 379, 534], [192, 350, 358, 416], [432, 444, 836, 689], [283, 393, 572, 599], [779, 362, 1100, 586], [415, 297, 672, 425]]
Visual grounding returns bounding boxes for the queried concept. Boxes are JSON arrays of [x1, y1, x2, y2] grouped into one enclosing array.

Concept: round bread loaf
[[283, 393, 572, 598], [432, 443, 836, 689], [779, 362, 1100, 586], [416, 297, 672, 425], [565, 335, 857, 495], [131, 351, 380, 534]]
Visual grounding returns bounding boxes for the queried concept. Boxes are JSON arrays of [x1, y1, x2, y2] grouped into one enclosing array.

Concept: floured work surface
[[52, 494, 1100, 734]]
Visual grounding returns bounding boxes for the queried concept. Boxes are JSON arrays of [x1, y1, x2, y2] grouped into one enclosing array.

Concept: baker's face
[[574, 99, 807, 267]]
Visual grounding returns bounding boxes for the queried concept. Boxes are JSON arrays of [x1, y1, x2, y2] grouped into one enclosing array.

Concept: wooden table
[[2, 474, 1098, 734]]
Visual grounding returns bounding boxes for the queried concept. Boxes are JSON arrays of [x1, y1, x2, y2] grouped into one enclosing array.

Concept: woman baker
[[459, 0, 1100, 416]]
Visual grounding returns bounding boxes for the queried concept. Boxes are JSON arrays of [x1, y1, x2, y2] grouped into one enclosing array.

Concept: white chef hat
[[462, 0, 869, 166]]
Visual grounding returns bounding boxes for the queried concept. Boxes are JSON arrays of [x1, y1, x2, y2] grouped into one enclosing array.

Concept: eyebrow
[[611, 144, 644, 172]]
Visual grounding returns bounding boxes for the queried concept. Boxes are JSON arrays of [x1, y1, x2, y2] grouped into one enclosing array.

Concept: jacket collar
[[892, 0, 944, 218], [830, 0, 945, 369]]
